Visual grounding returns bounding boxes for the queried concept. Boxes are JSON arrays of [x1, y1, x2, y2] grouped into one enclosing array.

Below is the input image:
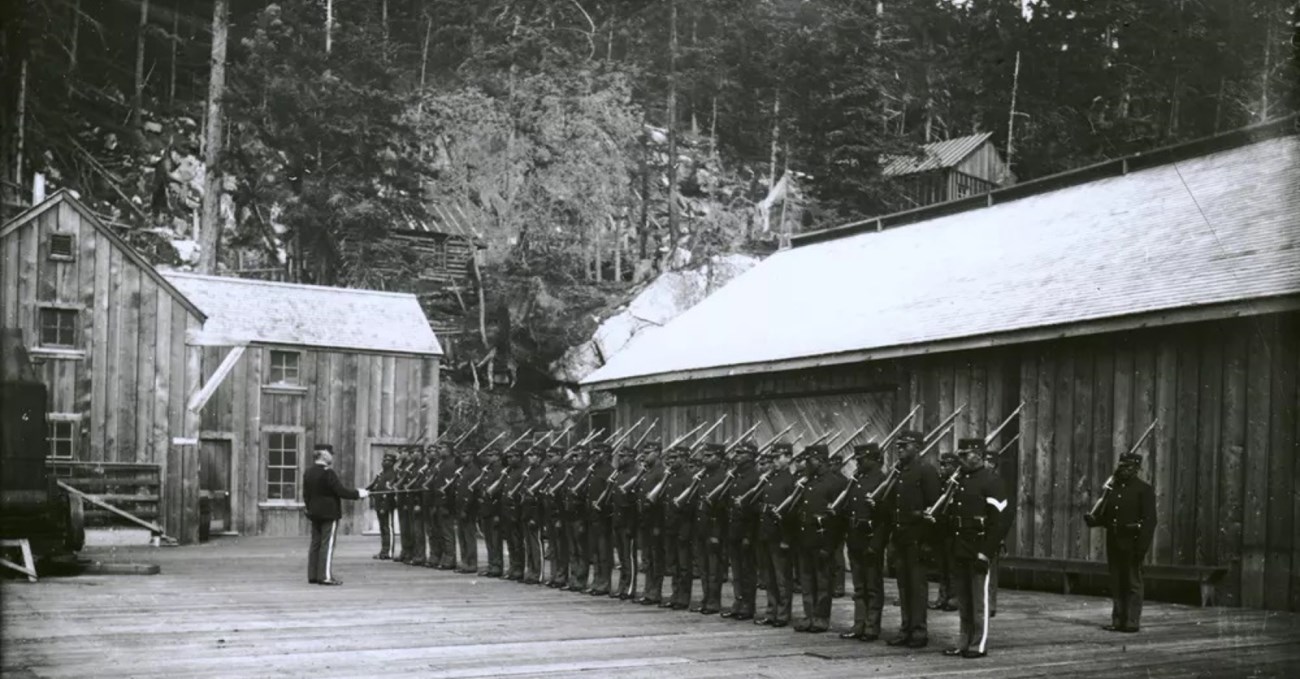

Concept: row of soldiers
[[366, 409, 1019, 659]]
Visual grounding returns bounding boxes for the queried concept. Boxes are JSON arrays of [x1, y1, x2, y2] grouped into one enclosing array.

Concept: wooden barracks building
[[0, 191, 442, 543], [582, 119, 1300, 612]]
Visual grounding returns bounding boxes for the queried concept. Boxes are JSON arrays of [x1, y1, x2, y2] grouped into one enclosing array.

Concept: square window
[[266, 432, 299, 500], [47, 419, 76, 459], [39, 308, 78, 348], [269, 351, 300, 384], [50, 234, 76, 259]]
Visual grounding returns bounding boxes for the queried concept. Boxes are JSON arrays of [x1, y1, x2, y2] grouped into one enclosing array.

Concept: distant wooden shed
[[882, 131, 1016, 207]]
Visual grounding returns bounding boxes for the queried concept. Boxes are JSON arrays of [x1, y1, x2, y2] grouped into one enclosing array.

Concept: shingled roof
[[881, 131, 995, 176], [161, 273, 443, 356], [583, 125, 1300, 390]]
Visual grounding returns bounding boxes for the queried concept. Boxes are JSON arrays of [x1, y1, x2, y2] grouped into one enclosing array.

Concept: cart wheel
[[66, 495, 86, 552]]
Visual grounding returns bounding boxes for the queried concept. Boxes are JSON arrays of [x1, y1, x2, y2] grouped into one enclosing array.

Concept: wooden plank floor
[[4, 537, 1299, 678]]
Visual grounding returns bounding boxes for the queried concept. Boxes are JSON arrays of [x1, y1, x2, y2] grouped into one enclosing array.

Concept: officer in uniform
[[886, 430, 941, 648], [636, 443, 669, 605], [1084, 451, 1156, 633], [931, 450, 960, 611], [695, 443, 729, 615], [839, 442, 889, 641], [793, 444, 848, 633], [454, 445, 481, 574], [939, 438, 1007, 659], [721, 440, 761, 620], [756, 442, 797, 627], [984, 443, 1015, 616], [367, 451, 398, 559]]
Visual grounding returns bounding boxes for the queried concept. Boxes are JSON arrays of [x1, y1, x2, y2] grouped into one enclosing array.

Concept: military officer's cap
[[852, 442, 882, 461], [895, 430, 925, 445], [1118, 452, 1143, 467], [802, 444, 830, 460], [734, 440, 759, 455], [702, 443, 725, 455], [938, 450, 959, 464], [383, 451, 398, 463], [770, 442, 794, 456], [957, 438, 986, 453], [641, 441, 663, 453]]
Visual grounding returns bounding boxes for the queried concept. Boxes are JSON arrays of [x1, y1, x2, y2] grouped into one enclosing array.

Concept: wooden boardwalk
[[3, 537, 1298, 678]]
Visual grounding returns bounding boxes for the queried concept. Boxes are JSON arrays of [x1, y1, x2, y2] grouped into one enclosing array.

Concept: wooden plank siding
[[1, 196, 204, 541], [608, 313, 1300, 611], [194, 345, 438, 538]]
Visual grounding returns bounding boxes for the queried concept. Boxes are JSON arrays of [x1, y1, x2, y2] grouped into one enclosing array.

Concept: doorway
[[199, 438, 233, 534]]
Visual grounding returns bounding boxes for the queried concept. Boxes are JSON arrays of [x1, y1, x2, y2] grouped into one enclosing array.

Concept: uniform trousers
[[953, 555, 992, 653], [408, 504, 427, 564], [892, 534, 930, 640], [397, 505, 413, 560], [642, 521, 667, 602], [566, 515, 589, 588], [480, 513, 503, 575], [375, 509, 393, 558], [438, 507, 458, 568], [588, 514, 614, 593], [307, 518, 339, 582], [522, 516, 544, 582], [423, 504, 441, 566], [503, 511, 525, 579], [613, 512, 636, 595], [548, 515, 570, 586], [1107, 537, 1145, 629], [797, 523, 834, 627], [759, 532, 795, 623], [672, 524, 696, 607], [727, 518, 758, 616], [456, 510, 478, 571], [846, 528, 886, 636], [698, 515, 725, 611]]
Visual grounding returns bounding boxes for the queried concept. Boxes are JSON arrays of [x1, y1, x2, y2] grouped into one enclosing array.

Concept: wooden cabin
[[582, 119, 1300, 612], [1, 192, 444, 542], [0, 191, 207, 541], [882, 131, 1015, 208]]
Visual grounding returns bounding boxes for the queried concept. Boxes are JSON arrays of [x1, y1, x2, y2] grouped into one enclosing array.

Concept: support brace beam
[[186, 345, 245, 413]]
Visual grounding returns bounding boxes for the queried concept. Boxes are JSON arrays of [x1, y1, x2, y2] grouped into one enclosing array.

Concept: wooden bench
[[1000, 556, 1228, 607]]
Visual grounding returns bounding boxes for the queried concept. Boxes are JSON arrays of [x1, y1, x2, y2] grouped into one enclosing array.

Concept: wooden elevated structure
[[3, 536, 1297, 678]]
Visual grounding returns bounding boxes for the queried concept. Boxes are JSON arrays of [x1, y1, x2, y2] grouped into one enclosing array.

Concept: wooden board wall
[[610, 312, 1298, 611], [0, 198, 204, 540], [198, 346, 439, 537]]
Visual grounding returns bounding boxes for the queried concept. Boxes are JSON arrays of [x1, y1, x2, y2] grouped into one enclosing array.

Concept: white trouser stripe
[[325, 521, 337, 581], [978, 569, 991, 653]]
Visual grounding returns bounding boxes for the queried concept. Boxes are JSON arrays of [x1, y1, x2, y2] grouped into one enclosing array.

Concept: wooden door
[[366, 443, 403, 535], [199, 439, 233, 534]]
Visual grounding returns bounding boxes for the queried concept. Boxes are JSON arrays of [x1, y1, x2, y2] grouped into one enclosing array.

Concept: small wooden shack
[[1, 191, 444, 542], [882, 131, 1015, 207], [583, 119, 1300, 612]]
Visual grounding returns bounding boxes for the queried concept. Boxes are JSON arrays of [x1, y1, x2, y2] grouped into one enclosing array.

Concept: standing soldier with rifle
[[367, 451, 399, 560], [755, 442, 798, 627], [692, 443, 730, 615], [721, 439, 761, 621], [519, 445, 550, 584], [544, 446, 576, 589], [432, 442, 460, 570], [930, 450, 960, 612], [476, 449, 506, 577], [1084, 421, 1158, 634], [792, 443, 849, 633], [635, 442, 669, 605], [395, 448, 418, 563], [405, 447, 431, 566], [420, 445, 444, 569], [585, 442, 616, 596], [660, 445, 697, 610], [608, 444, 640, 599], [563, 445, 594, 592], [453, 443, 482, 574], [498, 446, 527, 581], [881, 429, 942, 648], [932, 438, 1008, 659], [836, 442, 890, 642]]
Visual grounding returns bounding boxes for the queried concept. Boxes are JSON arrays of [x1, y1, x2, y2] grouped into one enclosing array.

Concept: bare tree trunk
[[15, 58, 26, 188], [690, 12, 699, 137], [1258, 23, 1272, 122], [198, 0, 229, 275], [325, 0, 333, 55], [133, 0, 150, 128], [613, 216, 622, 282], [1213, 75, 1225, 133], [768, 93, 780, 187], [607, 8, 615, 61], [709, 96, 717, 158], [776, 144, 790, 236], [639, 122, 650, 260], [168, 1, 178, 106], [667, 0, 681, 252], [1006, 50, 1021, 171], [68, 0, 81, 97], [381, 0, 389, 47], [417, 12, 432, 120]]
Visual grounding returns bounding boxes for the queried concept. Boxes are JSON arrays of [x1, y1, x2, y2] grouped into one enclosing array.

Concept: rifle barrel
[[688, 415, 728, 450], [983, 401, 1026, 446], [924, 404, 967, 443], [758, 423, 796, 452], [473, 431, 508, 457], [878, 404, 922, 448], [724, 422, 763, 454], [1128, 419, 1160, 456], [830, 421, 872, 457], [633, 419, 660, 449]]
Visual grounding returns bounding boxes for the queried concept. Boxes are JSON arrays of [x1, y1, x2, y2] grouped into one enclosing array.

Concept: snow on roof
[[583, 132, 1300, 389], [161, 273, 443, 356]]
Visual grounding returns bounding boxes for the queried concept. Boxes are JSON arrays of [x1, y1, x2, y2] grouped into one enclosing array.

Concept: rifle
[[500, 428, 535, 454], [590, 466, 624, 512], [878, 404, 922, 449], [703, 468, 737, 506], [757, 423, 796, 453], [662, 420, 710, 450], [924, 405, 1026, 521], [618, 466, 649, 493], [829, 421, 873, 459], [544, 467, 575, 496], [686, 415, 729, 451], [983, 402, 1025, 447], [723, 422, 763, 456], [573, 428, 606, 449], [770, 477, 808, 520], [732, 470, 773, 509], [451, 422, 480, 447], [915, 404, 968, 459], [644, 468, 674, 504], [437, 465, 465, 493], [632, 419, 660, 449], [504, 464, 536, 500], [1085, 419, 1159, 525], [867, 404, 965, 505], [464, 466, 491, 494], [671, 469, 707, 507], [525, 467, 556, 496], [790, 429, 835, 461], [608, 417, 646, 446], [472, 431, 509, 459], [995, 433, 1021, 457]]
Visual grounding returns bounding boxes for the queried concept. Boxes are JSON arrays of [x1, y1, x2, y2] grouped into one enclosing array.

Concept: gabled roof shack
[[881, 131, 994, 176], [162, 272, 443, 357], [582, 119, 1300, 391]]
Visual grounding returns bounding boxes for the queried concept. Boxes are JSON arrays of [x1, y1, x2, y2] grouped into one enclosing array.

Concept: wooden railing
[[45, 461, 163, 529]]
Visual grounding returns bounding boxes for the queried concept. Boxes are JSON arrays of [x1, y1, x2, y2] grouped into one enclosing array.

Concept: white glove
[[358, 489, 370, 499]]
